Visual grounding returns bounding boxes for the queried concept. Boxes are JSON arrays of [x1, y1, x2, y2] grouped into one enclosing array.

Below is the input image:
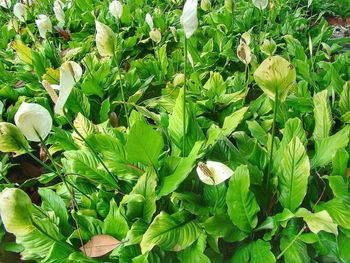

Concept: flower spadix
[[196, 161, 234, 185], [253, 55, 296, 102], [36, 14, 52, 38], [54, 61, 83, 115], [253, 0, 268, 10], [95, 20, 116, 57], [14, 102, 52, 142], [109, 0, 123, 20], [181, 0, 198, 39]]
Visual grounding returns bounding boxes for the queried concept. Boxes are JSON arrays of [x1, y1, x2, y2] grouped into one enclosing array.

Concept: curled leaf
[[80, 234, 121, 258]]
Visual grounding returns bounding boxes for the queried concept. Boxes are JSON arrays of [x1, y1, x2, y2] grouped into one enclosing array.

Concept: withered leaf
[[80, 234, 121, 258]]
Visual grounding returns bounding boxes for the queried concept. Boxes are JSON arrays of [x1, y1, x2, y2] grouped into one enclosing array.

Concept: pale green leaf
[[102, 199, 129, 240], [177, 232, 210, 263], [226, 165, 260, 232], [222, 107, 248, 137], [140, 211, 201, 254], [278, 137, 310, 212], [318, 198, 350, 230], [313, 90, 332, 139]]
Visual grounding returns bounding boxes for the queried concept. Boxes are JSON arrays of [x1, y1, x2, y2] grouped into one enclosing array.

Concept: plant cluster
[[0, 0, 349, 262]]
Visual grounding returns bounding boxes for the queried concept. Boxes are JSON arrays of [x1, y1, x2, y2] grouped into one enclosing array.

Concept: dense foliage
[[0, 0, 349, 262]]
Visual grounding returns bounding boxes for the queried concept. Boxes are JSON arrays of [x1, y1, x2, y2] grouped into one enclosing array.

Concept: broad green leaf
[[222, 107, 248, 137], [122, 168, 157, 223], [72, 113, 98, 146], [326, 176, 350, 202], [203, 72, 226, 98], [278, 137, 310, 212], [280, 235, 310, 263], [226, 165, 260, 232], [295, 208, 338, 235], [313, 90, 332, 139], [38, 188, 70, 231], [339, 82, 350, 115], [338, 231, 350, 263], [247, 120, 268, 145], [168, 88, 204, 156], [63, 150, 118, 188], [158, 141, 202, 198], [230, 239, 275, 263], [311, 126, 350, 168], [124, 219, 148, 246], [177, 232, 210, 263], [102, 199, 129, 240], [318, 198, 350, 230], [126, 121, 164, 168], [140, 211, 201, 254], [0, 122, 29, 156], [331, 148, 349, 179]]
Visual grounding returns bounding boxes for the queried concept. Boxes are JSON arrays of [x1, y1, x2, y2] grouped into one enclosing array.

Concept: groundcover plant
[[0, 0, 349, 262]]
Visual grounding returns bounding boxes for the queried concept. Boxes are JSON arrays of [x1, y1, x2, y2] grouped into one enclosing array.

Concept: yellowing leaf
[[80, 234, 120, 258], [42, 68, 60, 84], [11, 40, 32, 65]]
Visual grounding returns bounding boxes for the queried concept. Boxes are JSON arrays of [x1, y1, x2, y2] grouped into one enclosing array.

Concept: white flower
[[14, 102, 52, 142], [54, 61, 82, 115], [53, 0, 65, 25], [13, 3, 27, 22], [95, 20, 116, 57], [181, 0, 198, 39], [149, 28, 161, 43], [145, 13, 153, 29], [196, 161, 234, 185], [0, 0, 11, 9], [109, 0, 123, 20], [252, 0, 268, 10], [35, 14, 52, 38]]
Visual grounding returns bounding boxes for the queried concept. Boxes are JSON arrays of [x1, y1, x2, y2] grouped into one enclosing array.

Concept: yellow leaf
[[11, 40, 32, 65], [42, 68, 60, 84], [80, 234, 121, 258]]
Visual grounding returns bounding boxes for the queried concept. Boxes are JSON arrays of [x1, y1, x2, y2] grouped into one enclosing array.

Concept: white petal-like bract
[[252, 0, 268, 10], [181, 0, 198, 39], [109, 0, 123, 20], [54, 61, 82, 115], [13, 3, 27, 22], [53, 0, 65, 25], [0, 0, 11, 9], [196, 161, 234, 185], [145, 13, 154, 29], [15, 102, 52, 142], [35, 14, 52, 38]]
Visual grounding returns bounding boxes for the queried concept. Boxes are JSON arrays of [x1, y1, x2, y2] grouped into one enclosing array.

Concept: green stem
[[183, 36, 188, 157], [116, 65, 130, 128], [62, 109, 119, 185], [266, 94, 279, 190], [277, 226, 306, 260]]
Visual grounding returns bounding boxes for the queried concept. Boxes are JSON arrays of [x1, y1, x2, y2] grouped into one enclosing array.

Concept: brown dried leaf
[[80, 234, 120, 258]]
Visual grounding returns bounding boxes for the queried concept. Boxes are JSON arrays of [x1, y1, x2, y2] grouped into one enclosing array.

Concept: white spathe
[[35, 14, 52, 38], [54, 61, 83, 115], [252, 0, 268, 10], [145, 13, 154, 29], [181, 0, 198, 39], [14, 102, 52, 142], [13, 3, 27, 22], [53, 0, 65, 25], [196, 161, 234, 185], [0, 0, 11, 9], [109, 0, 123, 20]]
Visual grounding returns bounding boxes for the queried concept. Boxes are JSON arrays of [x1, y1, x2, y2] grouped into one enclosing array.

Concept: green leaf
[[73, 113, 98, 146], [295, 208, 338, 235], [203, 72, 226, 98], [247, 120, 268, 145], [177, 232, 210, 263], [230, 240, 276, 263], [339, 82, 350, 115], [102, 199, 129, 240], [326, 176, 350, 202], [63, 150, 118, 188], [311, 125, 350, 168], [313, 90, 332, 139], [38, 188, 69, 231], [222, 107, 248, 137], [168, 88, 204, 156], [158, 141, 203, 198], [331, 148, 349, 179], [124, 219, 148, 246], [100, 98, 110, 122], [318, 198, 350, 230], [278, 137, 310, 212], [226, 165, 260, 232], [126, 121, 164, 168], [140, 211, 201, 254], [122, 168, 157, 223], [338, 231, 350, 263], [280, 235, 310, 263]]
